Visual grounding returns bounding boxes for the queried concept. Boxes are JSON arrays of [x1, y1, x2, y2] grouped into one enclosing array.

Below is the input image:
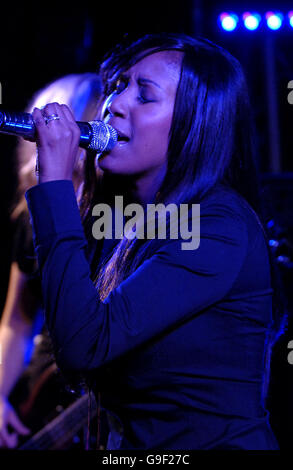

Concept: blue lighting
[[267, 219, 275, 229], [243, 12, 261, 30], [219, 13, 239, 31], [269, 239, 278, 247], [218, 10, 293, 33], [266, 11, 283, 30]]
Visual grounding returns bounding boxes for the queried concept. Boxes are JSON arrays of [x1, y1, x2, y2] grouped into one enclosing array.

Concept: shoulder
[[199, 183, 265, 240], [142, 185, 249, 262], [194, 184, 250, 236], [200, 183, 252, 216], [137, 184, 266, 267]]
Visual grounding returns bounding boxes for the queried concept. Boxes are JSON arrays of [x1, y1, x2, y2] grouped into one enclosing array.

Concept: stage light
[[266, 11, 283, 30], [288, 11, 293, 28], [267, 220, 275, 229], [243, 12, 261, 30], [219, 13, 239, 31]]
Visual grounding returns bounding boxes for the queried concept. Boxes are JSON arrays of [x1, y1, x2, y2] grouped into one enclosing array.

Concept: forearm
[[0, 262, 38, 398], [0, 321, 32, 398]]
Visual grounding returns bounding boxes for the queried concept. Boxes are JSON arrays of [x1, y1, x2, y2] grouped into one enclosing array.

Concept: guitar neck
[[19, 392, 97, 450]]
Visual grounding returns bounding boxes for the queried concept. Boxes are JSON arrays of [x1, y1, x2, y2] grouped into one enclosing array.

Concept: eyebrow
[[138, 77, 162, 89], [119, 73, 162, 90]]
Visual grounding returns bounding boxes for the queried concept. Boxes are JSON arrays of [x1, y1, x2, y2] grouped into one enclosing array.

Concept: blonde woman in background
[[0, 73, 101, 448]]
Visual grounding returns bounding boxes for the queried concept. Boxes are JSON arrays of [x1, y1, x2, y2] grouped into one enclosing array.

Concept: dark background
[[0, 0, 293, 449]]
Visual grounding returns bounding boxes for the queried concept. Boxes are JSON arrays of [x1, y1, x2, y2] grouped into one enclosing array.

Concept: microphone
[[0, 108, 118, 153]]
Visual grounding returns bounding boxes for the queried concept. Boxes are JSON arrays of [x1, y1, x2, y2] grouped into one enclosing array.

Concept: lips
[[117, 132, 130, 143], [111, 126, 130, 143]]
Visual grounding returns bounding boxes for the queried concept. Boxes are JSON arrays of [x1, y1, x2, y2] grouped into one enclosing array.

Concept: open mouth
[[115, 128, 130, 144], [117, 135, 130, 143]]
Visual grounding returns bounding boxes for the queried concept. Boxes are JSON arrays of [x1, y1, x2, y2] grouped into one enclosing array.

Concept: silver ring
[[45, 114, 60, 124]]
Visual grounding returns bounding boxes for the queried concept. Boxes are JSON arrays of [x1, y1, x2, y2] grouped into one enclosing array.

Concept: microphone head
[[88, 121, 118, 153]]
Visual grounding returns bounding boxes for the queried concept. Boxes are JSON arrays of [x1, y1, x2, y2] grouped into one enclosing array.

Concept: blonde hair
[[11, 73, 101, 220]]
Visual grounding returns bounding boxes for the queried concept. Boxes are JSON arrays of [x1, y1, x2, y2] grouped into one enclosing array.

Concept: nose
[[106, 89, 129, 119]]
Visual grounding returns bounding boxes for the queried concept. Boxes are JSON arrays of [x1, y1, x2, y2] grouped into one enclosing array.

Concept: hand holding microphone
[[32, 103, 83, 183], [0, 102, 118, 183]]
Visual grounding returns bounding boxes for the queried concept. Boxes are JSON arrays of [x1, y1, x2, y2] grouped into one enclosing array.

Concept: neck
[[129, 164, 167, 207], [100, 164, 167, 207]]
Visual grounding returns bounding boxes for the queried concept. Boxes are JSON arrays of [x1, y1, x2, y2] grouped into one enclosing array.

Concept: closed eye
[[137, 85, 155, 104], [137, 95, 152, 104]]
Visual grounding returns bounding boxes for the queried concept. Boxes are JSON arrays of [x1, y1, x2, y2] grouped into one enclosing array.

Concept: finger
[[35, 103, 64, 149], [42, 102, 61, 125], [60, 104, 76, 123], [56, 105, 81, 152], [8, 409, 30, 435], [32, 108, 50, 147], [43, 103, 76, 137], [42, 102, 59, 118]]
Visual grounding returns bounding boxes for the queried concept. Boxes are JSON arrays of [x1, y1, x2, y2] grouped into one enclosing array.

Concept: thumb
[[8, 408, 31, 435]]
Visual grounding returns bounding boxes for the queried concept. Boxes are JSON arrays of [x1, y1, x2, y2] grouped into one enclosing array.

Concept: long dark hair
[[79, 34, 287, 380]]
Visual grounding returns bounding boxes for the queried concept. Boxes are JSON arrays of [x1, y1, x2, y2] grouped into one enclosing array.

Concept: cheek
[[135, 112, 172, 159]]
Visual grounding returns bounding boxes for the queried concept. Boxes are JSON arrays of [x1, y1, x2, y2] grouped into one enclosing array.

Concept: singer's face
[[97, 51, 182, 182]]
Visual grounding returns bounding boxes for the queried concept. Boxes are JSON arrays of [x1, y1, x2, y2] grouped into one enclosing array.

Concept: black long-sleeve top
[[25, 180, 279, 449]]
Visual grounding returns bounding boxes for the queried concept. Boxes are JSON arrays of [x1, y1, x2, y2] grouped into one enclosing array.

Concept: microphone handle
[[0, 109, 93, 149]]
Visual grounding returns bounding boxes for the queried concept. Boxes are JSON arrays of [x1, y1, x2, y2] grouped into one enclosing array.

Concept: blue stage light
[[288, 11, 293, 28], [243, 12, 261, 30], [266, 11, 283, 30], [219, 13, 239, 31]]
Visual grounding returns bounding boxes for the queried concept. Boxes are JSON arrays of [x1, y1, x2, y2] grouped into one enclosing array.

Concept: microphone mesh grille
[[88, 121, 118, 152]]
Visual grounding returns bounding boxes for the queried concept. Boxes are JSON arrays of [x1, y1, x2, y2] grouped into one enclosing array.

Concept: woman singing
[[25, 33, 283, 449]]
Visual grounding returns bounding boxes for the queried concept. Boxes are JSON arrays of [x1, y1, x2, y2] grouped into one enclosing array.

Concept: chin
[[97, 153, 128, 175]]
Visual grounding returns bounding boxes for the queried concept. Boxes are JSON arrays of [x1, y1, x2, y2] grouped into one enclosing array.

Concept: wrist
[[38, 175, 72, 184]]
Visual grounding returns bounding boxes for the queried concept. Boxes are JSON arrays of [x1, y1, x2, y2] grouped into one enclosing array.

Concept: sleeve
[[25, 180, 248, 372]]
